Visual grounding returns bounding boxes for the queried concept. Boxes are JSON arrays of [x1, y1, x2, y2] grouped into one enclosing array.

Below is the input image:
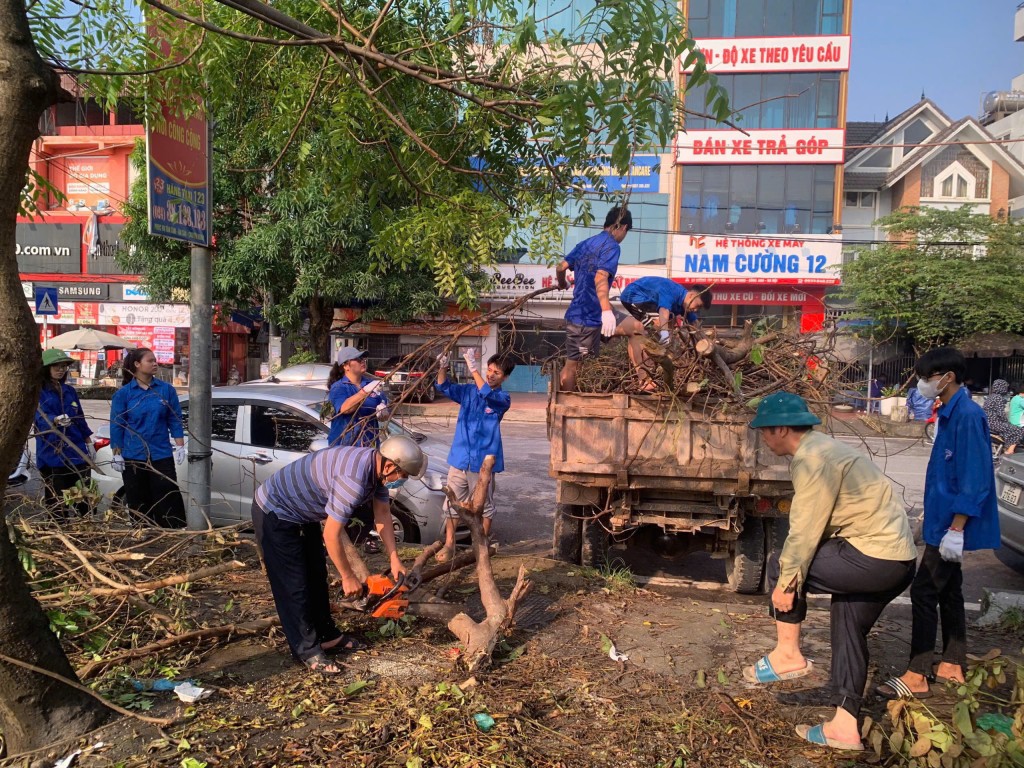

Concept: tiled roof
[[845, 121, 887, 160], [844, 171, 888, 190]]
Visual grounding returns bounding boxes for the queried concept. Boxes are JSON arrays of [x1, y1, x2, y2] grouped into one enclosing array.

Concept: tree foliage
[[838, 207, 1024, 347]]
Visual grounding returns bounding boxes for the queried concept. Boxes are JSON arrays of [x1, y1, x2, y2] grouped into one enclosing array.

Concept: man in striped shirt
[[252, 435, 427, 673]]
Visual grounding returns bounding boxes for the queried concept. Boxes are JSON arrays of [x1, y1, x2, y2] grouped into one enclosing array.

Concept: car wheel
[[419, 384, 436, 404], [391, 506, 421, 544]]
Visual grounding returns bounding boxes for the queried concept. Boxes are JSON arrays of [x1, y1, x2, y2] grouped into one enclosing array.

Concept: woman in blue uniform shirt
[[326, 348, 388, 448], [35, 349, 93, 519], [109, 347, 187, 528]]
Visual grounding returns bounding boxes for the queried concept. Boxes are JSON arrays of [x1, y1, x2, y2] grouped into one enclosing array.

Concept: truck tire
[[726, 518, 766, 594], [762, 517, 790, 594], [553, 504, 583, 564], [581, 512, 610, 568]]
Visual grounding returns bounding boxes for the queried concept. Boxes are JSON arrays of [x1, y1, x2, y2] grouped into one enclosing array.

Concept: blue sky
[[848, 1, 1021, 122]]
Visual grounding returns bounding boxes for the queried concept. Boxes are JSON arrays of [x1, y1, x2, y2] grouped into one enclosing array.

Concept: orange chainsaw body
[[364, 573, 409, 619]]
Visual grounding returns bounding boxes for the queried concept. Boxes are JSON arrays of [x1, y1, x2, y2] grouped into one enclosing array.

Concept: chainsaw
[[352, 569, 421, 619]]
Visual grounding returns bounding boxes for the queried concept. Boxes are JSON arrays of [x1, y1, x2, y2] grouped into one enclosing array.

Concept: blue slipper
[[742, 655, 814, 684], [795, 723, 864, 751]]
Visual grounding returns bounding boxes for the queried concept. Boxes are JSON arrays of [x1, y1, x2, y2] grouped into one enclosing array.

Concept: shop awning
[[957, 332, 1024, 358]]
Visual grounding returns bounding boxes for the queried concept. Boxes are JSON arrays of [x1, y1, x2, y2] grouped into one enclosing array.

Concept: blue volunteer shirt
[[34, 382, 92, 469], [620, 277, 698, 323], [906, 387, 935, 420], [923, 387, 1000, 551], [327, 376, 388, 447], [436, 379, 510, 473], [109, 378, 184, 462], [564, 231, 621, 327], [254, 446, 389, 525]]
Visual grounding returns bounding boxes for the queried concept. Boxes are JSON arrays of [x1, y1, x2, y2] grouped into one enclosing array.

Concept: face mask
[[917, 373, 947, 400], [384, 478, 407, 490]]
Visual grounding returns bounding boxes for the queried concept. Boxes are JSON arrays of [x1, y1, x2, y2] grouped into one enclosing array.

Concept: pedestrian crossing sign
[[34, 286, 59, 316]]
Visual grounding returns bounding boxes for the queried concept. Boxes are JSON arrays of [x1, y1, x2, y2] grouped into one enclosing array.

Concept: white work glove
[[54, 414, 72, 428], [601, 309, 617, 337], [362, 379, 383, 396], [111, 454, 126, 473], [939, 529, 964, 563], [659, 329, 671, 344], [173, 445, 187, 465], [463, 348, 478, 374], [375, 401, 389, 417], [437, 353, 450, 369]]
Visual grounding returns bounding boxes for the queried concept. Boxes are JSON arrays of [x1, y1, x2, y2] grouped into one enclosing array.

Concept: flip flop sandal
[[435, 544, 455, 564], [743, 655, 814, 684], [795, 723, 864, 752], [323, 633, 368, 655], [875, 677, 932, 700], [302, 651, 344, 675]]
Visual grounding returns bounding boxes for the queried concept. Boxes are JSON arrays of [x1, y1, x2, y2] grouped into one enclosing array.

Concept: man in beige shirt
[[742, 392, 917, 752]]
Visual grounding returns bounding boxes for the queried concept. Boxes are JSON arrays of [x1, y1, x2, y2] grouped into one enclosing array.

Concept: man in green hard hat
[[741, 392, 917, 752]]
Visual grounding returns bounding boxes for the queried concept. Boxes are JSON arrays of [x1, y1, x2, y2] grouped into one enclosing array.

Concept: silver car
[[90, 384, 463, 544], [996, 452, 1024, 556]]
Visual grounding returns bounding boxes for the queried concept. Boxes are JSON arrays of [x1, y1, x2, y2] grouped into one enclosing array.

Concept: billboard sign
[[147, 103, 210, 246], [675, 128, 845, 165], [681, 35, 851, 74], [670, 233, 842, 285]]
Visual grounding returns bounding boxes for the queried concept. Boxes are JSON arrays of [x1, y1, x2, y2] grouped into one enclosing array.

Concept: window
[[679, 164, 835, 235], [957, 176, 969, 198], [845, 191, 859, 207], [941, 176, 953, 197], [249, 405, 324, 452], [179, 403, 238, 442], [903, 119, 931, 146], [934, 162, 976, 199], [860, 192, 875, 208], [859, 144, 893, 168], [686, 0, 843, 36], [686, 73, 840, 130]]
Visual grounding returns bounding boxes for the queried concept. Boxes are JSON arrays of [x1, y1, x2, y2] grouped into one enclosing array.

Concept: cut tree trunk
[[0, 2, 112, 752], [442, 456, 532, 674]]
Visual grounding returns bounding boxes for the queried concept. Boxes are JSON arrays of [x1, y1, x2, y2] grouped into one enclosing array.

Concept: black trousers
[[767, 538, 916, 716], [39, 463, 90, 520], [252, 502, 342, 661], [122, 457, 185, 528], [908, 544, 967, 675]]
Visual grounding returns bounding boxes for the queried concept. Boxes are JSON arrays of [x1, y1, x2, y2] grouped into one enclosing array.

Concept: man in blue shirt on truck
[[555, 206, 632, 392], [618, 276, 713, 391], [434, 348, 514, 562], [876, 346, 1000, 701]]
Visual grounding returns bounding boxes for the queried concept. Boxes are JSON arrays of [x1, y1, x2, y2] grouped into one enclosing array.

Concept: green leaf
[[418, 713, 433, 730], [952, 700, 973, 736], [181, 759, 208, 768], [343, 680, 370, 696], [695, 669, 706, 688], [750, 346, 764, 365]]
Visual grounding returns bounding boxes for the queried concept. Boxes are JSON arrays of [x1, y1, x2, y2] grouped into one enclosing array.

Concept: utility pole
[[186, 117, 213, 529]]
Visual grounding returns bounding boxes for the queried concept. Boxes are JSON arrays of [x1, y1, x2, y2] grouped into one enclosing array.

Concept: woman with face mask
[[982, 379, 1022, 454], [34, 349, 94, 520]]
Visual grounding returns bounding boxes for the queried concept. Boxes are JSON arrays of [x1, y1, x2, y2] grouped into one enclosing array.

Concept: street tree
[[2, 0, 729, 754], [839, 206, 1024, 347]]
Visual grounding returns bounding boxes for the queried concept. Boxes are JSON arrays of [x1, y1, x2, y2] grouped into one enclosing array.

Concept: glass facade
[[507, 192, 670, 266], [680, 165, 836, 235], [686, 0, 843, 37], [685, 72, 840, 130]]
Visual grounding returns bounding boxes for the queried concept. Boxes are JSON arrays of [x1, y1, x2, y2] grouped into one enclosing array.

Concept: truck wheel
[[762, 517, 790, 594], [581, 512, 610, 568], [726, 518, 766, 594], [553, 504, 583, 564]]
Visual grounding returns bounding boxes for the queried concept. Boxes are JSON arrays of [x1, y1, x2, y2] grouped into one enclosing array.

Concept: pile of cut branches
[[575, 320, 856, 411], [5, 506, 272, 682]]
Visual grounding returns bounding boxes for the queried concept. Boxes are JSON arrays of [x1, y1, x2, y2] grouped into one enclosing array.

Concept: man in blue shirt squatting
[[434, 347, 514, 563], [876, 347, 1000, 701], [555, 206, 632, 392], [252, 435, 426, 674], [617, 276, 713, 391]]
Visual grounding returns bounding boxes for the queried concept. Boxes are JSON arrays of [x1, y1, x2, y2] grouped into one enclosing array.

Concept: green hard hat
[[749, 392, 821, 428], [42, 348, 74, 367]]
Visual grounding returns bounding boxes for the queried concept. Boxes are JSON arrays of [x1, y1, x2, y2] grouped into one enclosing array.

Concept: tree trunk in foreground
[[443, 456, 532, 673], [0, 4, 112, 753]]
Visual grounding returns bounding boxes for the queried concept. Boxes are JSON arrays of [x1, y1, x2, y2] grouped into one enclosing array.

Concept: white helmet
[[379, 435, 427, 479]]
